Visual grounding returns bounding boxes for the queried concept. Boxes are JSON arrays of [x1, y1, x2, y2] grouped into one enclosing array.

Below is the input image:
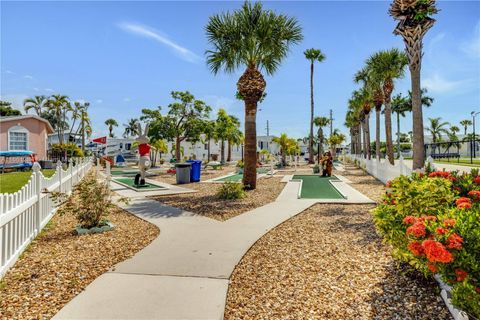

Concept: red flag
[[92, 136, 107, 144]]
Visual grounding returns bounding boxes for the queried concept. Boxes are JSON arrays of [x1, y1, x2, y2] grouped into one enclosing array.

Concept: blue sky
[[1, 1, 479, 141]]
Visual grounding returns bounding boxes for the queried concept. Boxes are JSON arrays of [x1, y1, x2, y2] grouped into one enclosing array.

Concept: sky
[[1, 0, 479, 142]]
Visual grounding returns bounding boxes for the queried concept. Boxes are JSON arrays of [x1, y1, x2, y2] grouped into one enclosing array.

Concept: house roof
[[0, 114, 55, 134]]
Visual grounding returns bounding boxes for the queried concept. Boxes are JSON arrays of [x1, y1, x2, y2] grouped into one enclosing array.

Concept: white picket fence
[[0, 157, 92, 278], [347, 154, 413, 184]]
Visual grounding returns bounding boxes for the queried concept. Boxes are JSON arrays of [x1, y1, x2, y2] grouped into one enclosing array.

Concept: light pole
[[471, 111, 480, 159]]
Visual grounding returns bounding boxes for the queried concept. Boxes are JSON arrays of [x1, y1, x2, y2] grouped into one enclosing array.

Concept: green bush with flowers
[[373, 168, 480, 318]]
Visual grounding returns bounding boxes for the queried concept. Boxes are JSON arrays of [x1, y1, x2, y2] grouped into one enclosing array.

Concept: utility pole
[[265, 120, 270, 152], [81, 110, 86, 152], [329, 109, 334, 136]]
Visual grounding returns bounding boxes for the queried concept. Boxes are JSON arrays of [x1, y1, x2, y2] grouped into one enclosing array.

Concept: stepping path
[[54, 176, 372, 319]]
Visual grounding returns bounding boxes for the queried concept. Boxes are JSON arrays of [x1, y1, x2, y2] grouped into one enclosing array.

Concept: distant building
[[0, 115, 54, 159], [424, 134, 479, 157]]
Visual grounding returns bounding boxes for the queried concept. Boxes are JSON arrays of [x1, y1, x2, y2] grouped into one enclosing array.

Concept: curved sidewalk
[[54, 178, 372, 319]]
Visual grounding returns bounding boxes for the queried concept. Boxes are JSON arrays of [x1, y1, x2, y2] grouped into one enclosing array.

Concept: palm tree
[[205, 1, 302, 189], [46, 94, 70, 144], [391, 93, 409, 158], [23, 95, 47, 115], [272, 133, 297, 166], [304, 48, 326, 164], [390, 0, 438, 169], [426, 117, 449, 154], [105, 118, 118, 138], [150, 139, 168, 166], [202, 120, 217, 162], [314, 116, 330, 164], [215, 109, 235, 164], [226, 116, 244, 162], [460, 119, 473, 136], [366, 48, 408, 164], [123, 118, 139, 138], [327, 129, 346, 158], [344, 109, 361, 155], [448, 126, 460, 142]]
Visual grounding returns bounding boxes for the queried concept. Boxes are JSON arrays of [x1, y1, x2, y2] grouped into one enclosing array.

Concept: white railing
[[347, 154, 413, 184], [0, 157, 92, 278]]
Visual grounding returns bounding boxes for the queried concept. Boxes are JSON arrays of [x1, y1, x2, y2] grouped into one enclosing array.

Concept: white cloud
[[5, 70, 15, 74], [45, 88, 54, 92], [461, 21, 480, 58], [423, 73, 469, 93], [96, 99, 103, 104], [24, 75, 34, 80], [117, 22, 201, 63], [123, 97, 131, 102], [33, 87, 39, 92]]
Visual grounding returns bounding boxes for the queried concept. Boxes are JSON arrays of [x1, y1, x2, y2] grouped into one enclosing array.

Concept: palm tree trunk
[[365, 114, 371, 160], [227, 141, 232, 162], [207, 139, 211, 162], [243, 100, 257, 189], [308, 62, 314, 164], [175, 136, 181, 161], [220, 140, 225, 163], [384, 100, 395, 165], [376, 108, 381, 160], [411, 67, 425, 169], [397, 112, 401, 159]]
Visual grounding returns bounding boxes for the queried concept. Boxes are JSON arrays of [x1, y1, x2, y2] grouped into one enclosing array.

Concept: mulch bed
[[0, 207, 159, 319], [151, 166, 286, 221], [225, 164, 452, 319]]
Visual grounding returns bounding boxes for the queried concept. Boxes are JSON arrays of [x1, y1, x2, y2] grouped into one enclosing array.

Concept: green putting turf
[[114, 178, 166, 191], [111, 170, 140, 176], [214, 168, 270, 182], [293, 175, 345, 199]]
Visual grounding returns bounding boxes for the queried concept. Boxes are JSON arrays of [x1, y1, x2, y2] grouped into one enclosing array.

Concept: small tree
[[105, 118, 118, 138], [327, 130, 346, 158]]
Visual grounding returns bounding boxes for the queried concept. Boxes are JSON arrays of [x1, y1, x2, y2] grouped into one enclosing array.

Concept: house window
[[260, 141, 264, 149], [205, 144, 208, 150], [8, 126, 28, 150]]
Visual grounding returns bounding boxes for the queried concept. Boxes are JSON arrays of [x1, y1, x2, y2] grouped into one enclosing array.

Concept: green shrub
[[217, 182, 246, 200], [54, 170, 126, 228], [373, 172, 480, 318], [236, 160, 244, 168], [51, 143, 84, 157]]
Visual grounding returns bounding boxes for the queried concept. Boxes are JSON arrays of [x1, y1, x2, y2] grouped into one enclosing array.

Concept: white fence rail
[[347, 154, 413, 184], [0, 157, 92, 278]]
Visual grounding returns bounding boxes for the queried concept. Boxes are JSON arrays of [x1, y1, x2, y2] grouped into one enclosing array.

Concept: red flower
[[436, 227, 447, 235], [386, 180, 392, 188], [457, 202, 472, 210], [455, 269, 468, 282], [408, 241, 424, 256], [444, 219, 456, 227], [422, 240, 454, 263], [427, 263, 438, 273], [456, 197, 471, 206], [474, 176, 480, 184], [403, 216, 416, 225], [476, 287, 480, 294], [446, 234, 463, 250], [425, 216, 437, 221], [407, 222, 427, 238], [429, 171, 453, 179], [468, 190, 480, 200]]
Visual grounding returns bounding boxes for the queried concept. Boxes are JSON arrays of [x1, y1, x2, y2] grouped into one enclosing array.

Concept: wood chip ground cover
[[0, 207, 159, 319], [225, 164, 452, 319], [151, 167, 286, 221]]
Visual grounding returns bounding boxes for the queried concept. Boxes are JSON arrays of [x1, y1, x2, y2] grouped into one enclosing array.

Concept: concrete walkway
[[54, 176, 372, 319]]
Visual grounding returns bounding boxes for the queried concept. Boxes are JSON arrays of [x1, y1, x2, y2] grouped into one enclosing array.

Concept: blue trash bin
[[187, 160, 202, 182]]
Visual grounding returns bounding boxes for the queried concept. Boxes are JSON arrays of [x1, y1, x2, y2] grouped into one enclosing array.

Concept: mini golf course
[[114, 178, 167, 191], [292, 175, 345, 199], [214, 168, 271, 182], [111, 170, 140, 177]]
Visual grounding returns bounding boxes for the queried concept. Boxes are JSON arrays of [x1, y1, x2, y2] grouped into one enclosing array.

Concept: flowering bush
[[374, 169, 480, 318]]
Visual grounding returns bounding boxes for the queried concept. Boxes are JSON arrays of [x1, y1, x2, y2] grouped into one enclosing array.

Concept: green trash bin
[[175, 163, 192, 184]]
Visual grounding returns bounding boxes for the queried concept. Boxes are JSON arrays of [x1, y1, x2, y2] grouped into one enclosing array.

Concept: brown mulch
[[225, 164, 451, 320], [151, 167, 285, 221], [0, 207, 159, 320]]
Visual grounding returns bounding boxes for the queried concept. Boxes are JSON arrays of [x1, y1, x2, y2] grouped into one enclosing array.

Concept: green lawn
[[0, 169, 56, 194], [292, 175, 345, 199], [434, 159, 480, 167]]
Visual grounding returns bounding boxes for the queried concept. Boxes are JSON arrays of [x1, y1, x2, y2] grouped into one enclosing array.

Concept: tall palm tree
[[344, 109, 361, 155], [123, 118, 139, 138], [426, 117, 449, 154], [46, 94, 70, 144], [460, 119, 472, 136], [367, 48, 408, 164], [390, 0, 438, 169], [304, 48, 326, 164], [391, 93, 409, 158], [205, 1, 302, 189], [105, 118, 118, 138], [314, 116, 330, 164], [23, 95, 47, 115], [448, 125, 460, 142]]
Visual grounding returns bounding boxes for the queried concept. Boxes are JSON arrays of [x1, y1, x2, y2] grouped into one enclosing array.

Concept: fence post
[[32, 162, 42, 235], [96, 157, 101, 172], [106, 160, 111, 182], [57, 160, 63, 193], [399, 155, 404, 175], [68, 158, 74, 193]]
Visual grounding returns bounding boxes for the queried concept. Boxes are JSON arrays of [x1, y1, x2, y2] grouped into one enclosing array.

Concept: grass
[[114, 178, 166, 191], [0, 169, 56, 194], [214, 168, 271, 182], [434, 159, 480, 167], [292, 175, 345, 199]]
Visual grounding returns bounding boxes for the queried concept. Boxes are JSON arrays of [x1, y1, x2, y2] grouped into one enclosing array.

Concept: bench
[[430, 153, 460, 159]]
